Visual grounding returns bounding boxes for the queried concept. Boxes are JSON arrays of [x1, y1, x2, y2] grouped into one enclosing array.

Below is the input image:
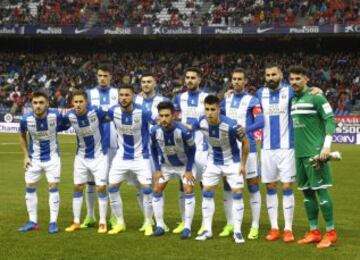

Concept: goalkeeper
[[289, 65, 337, 249]]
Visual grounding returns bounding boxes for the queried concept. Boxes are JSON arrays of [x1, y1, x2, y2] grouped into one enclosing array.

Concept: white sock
[[266, 188, 279, 230], [202, 191, 215, 234], [223, 190, 233, 226], [179, 191, 185, 222], [108, 187, 124, 225], [184, 193, 195, 230], [283, 189, 295, 231], [73, 191, 83, 224], [49, 188, 60, 223], [142, 188, 153, 225], [85, 183, 96, 218], [98, 192, 108, 225], [136, 191, 144, 215], [232, 192, 244, 234], [152, 192, 165, 228], [249, 185, 261, 229], [25, 188, 38, 223]]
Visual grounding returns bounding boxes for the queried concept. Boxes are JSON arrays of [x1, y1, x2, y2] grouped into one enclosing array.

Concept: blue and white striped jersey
[[221, 92, 264, 153], [135, 94, 169, 120], [173, 90, 208, 151], [150, 121, 196, 171], [20, 109, 63, 162], [107, 103, 153, 160], [62, 106, 107, 159], [87, 86, 118, 150], [256, 82, 294, 150], [193, 115, 244, 166]]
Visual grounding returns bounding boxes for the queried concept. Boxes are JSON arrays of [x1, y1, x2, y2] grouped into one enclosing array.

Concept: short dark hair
[[72, 89, 88, 100], [141, 72, 155, 79], [157, 101, 175, 114], [185, 67, 202, 78], [97, 63, 112, 74], [288, 65, 308, 76], [32, 90, 49, 100], [119, 84, 134, 93], [232, 67, 247, 78], [264, 62, 282, 71], [204, 95, 220, 105]]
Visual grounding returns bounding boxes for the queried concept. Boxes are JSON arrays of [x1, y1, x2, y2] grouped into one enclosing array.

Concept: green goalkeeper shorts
[[295, 157, 332, 190]]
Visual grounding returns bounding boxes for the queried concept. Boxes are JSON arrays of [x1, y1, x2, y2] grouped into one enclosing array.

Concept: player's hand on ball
[[183, 171, 195, 186], [154, 171, 164, 183], [319, 147, 331, 161], [24, 157, 32, 170]]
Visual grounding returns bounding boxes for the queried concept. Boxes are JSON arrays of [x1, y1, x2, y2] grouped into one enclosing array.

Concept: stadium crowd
[[0, 51, 358, 115], [0, 0, 359, 27]]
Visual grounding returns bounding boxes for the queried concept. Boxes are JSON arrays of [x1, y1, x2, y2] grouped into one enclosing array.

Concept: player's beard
[[266, 80, 280, 90], [34, 108, 46, 118], [187, 83, 198, 92], [120, 101, 132, 110]]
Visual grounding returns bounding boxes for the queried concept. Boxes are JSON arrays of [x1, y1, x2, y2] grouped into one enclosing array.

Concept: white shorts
[[245, 152, 259, 180], [202, 162, 244, 189], [158, 164, 196, 186], [109, 153, 152, 185], [195, 150, 208, 181], [73, 154, 108, 186], [261, 149, 296, 183], [25, 156, 61, 184]]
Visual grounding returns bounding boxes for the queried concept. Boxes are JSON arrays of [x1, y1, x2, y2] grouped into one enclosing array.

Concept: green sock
[[316, 189, 334, 231], [303, 189, 319, 230]]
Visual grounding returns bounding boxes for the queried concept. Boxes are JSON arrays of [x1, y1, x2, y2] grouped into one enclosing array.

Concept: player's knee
[[26, 183, 36, 188], [248, 183, 260, 193], [282, 182, 293, 190], [266, 182, 277, 190], [48, 182, 58, 190], [96, 185, 106, 193], [202, 190, 214, 198], [153, 185, 164, 194], [74, 184, 84, 192], [142, 186, 152, 195], [183, 185, 193, 194], [247, 177, 259, 186]]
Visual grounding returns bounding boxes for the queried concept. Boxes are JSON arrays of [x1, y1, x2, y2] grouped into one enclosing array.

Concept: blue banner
[[0, 24, 358, 36]]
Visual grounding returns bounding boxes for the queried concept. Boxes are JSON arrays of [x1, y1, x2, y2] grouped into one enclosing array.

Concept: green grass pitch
[[0, 133, 359, 259]]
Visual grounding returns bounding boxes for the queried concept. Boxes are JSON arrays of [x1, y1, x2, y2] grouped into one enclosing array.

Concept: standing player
[[150, 101, 196, 239], [106, 85, 154, 236], [194, 95, 249, 243], [82, 63, 118, 228], [220, 68, 264, 239], [256, 63, 296, 242], [62, 90, 109, 234], [289, 66, 337, 249], [18, 91, 63, 234], [135, 72, 169, 232], [172, 67, 208, 234]]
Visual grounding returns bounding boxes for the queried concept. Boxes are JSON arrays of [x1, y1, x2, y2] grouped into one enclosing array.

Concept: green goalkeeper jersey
[[291, 87, 336, 158]]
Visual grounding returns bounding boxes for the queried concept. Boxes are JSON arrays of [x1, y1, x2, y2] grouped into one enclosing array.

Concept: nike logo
[[285, 206, 293, 210], [75, 28, 90, 34], [257, 27, 273, 34], [317, 179, 323, 184], [320, 200, 328, 205]]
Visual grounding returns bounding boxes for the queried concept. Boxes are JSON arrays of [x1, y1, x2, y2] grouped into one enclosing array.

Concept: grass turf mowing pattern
[[0, 133, 359, 259]]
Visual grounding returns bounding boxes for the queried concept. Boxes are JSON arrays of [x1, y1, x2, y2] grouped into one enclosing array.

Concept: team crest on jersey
[[111, 95, 116, 100], [49, 121, 55, 127], [281, 93, 287, 99], [133, 115, 141, 124], [175, 136, 182, 144]]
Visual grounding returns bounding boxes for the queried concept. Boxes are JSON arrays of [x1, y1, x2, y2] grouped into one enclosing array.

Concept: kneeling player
[[62, 90, 109, 233], [150, 101, 196, 239], [193, 95, 249, 244]]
